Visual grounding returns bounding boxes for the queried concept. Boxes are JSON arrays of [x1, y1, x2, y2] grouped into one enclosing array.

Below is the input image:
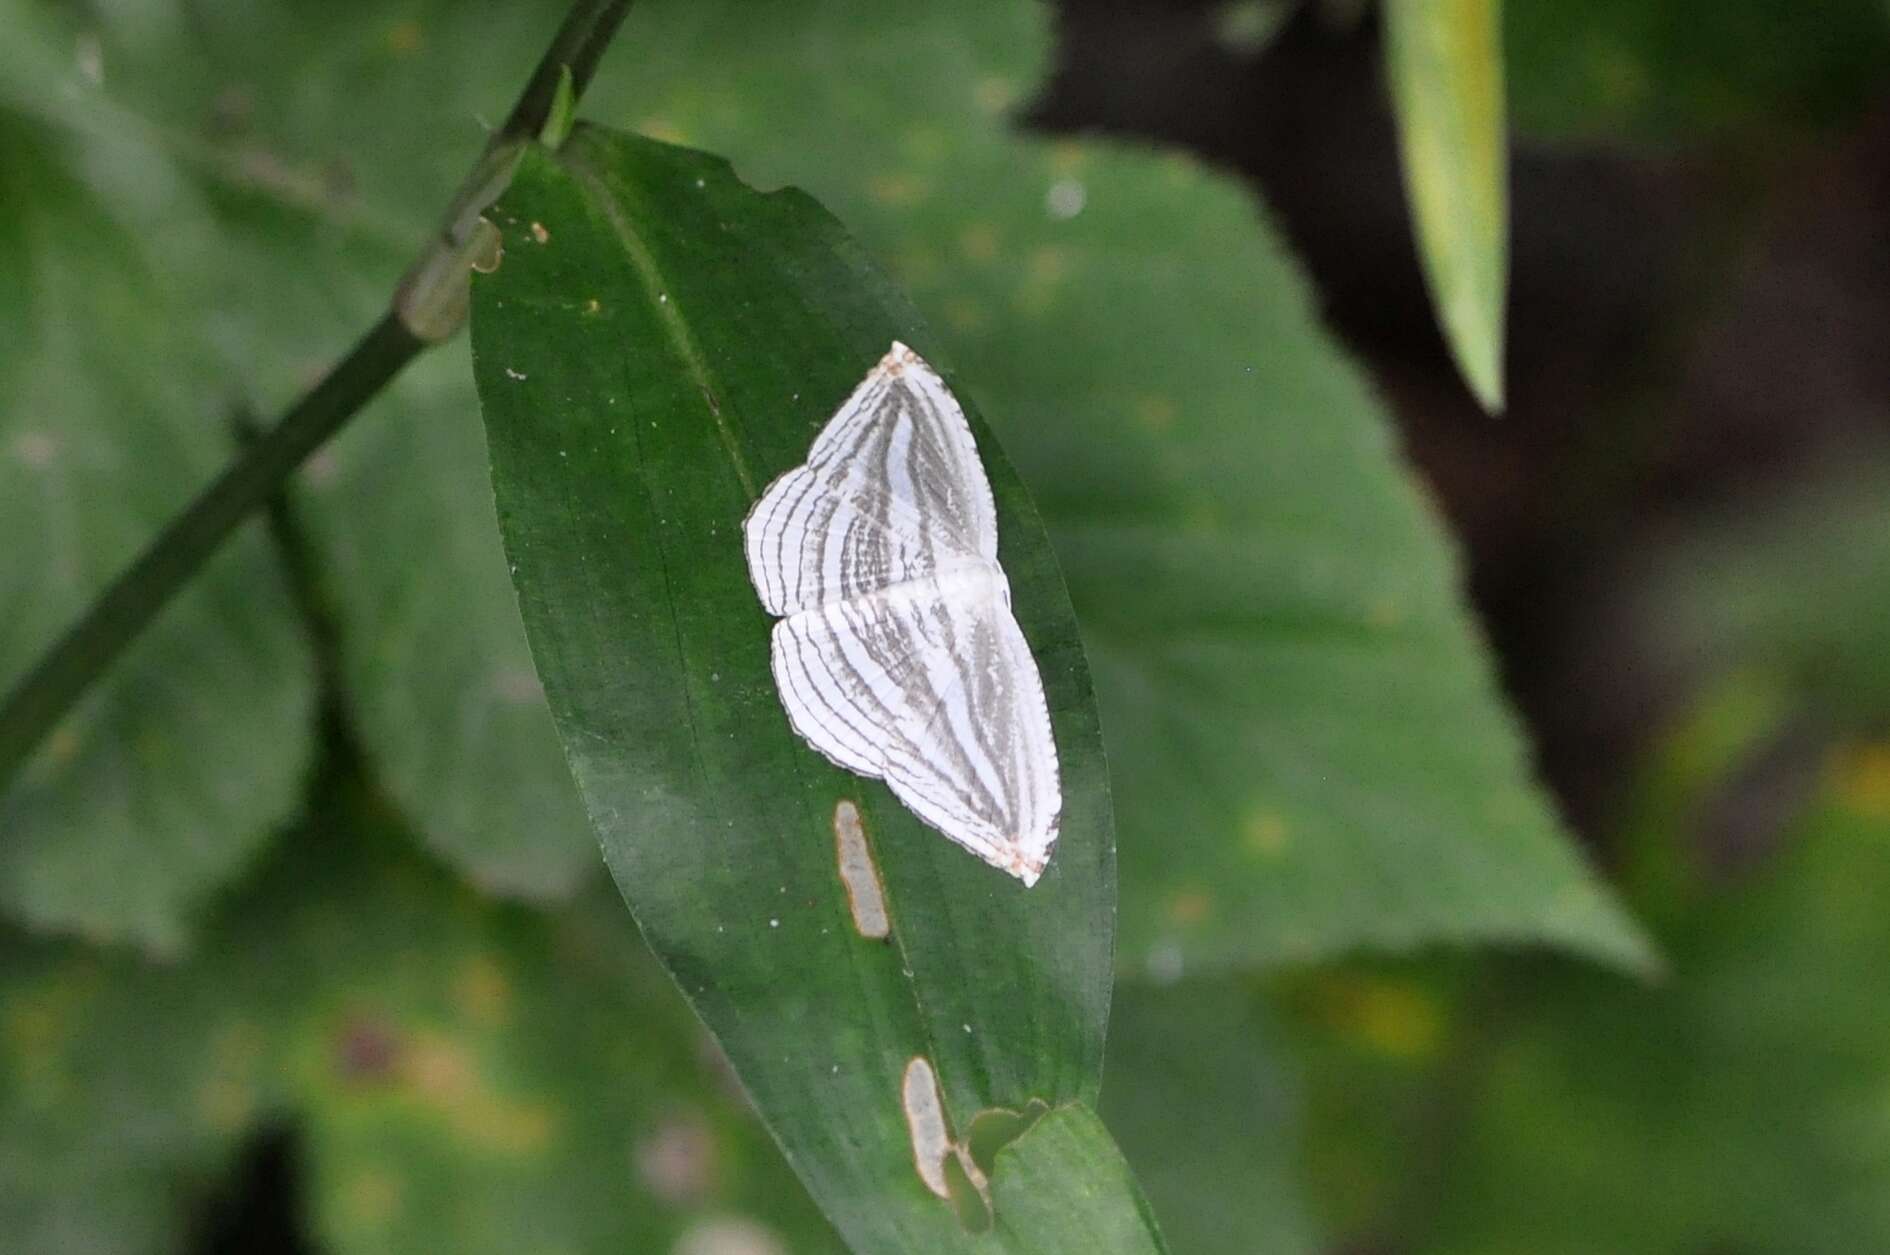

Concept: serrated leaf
[[0, 84, 314, 950], [583, 0, 1650, 974], [1383, 0, 1509, 412], [0, 770, 842, 1255], [471, 128, 1130, 1251]]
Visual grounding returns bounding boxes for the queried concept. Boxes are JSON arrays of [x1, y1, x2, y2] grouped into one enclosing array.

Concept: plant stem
[[0, 0, 634, 788], [0, 316, 418, 783]]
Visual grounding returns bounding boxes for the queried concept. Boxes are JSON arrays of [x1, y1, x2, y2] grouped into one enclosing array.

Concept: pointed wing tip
[[1004, 847, 1050, 889], [880, 340, 927, 377]]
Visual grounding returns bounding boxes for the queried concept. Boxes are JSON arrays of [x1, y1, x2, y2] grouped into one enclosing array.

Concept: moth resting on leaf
[[741, 343, 1062, 885]]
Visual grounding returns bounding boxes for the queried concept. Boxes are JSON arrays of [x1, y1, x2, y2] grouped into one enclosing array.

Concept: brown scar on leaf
[[900, 1056, 1004, 1231], [529, 220, 549, 244], [833, 800, 890, 940], [901, 1056, 953, 1199]]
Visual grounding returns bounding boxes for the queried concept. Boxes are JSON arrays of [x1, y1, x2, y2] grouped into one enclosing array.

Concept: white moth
[[742, 342, 1062, 886]]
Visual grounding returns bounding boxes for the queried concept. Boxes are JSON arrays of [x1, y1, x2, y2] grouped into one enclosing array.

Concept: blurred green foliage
[[1293, 712, 1890, 1253], [2, 0, 1888, 1249], [1507, 0, 1890, 141], [0, 763, 841, 1253]]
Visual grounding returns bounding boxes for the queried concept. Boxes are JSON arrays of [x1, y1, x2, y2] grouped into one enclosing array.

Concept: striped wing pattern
[[741, 343, 1061, 886]]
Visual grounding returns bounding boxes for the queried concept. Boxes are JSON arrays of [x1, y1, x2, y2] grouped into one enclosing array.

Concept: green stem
[[0, 0, 634, 788], [0, 316, 419, 782]]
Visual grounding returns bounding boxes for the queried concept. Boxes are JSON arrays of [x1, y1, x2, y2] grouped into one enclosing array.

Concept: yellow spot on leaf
[[44, 724, 80, 766], [1318, 975, 1445, 1061], [398, 1031, 558, 1154], [974, 77, 1019, 115], [1134, 395, 1177, 432], [529, 221, 549, 245], [867, 173, 929, 207], [385, 21, 423, 55], [1028, 245, 1070, 284], [1834, 743, 1890, 820], [453, 955, 511, 1027], [1167, 889, 1212, 926], [197, 1076, 255, 1133], [1047, 142, 1088, 175], [896, 246, 941, 288], [943, 299, 987, 333], [1243, 811, 1289, 857], [1013, 246, 1072, 316], [902, 126, 948, 162], [959, 224, 1000, 262], [3, 964, 99, 1096], [340, 1168, 403, 1228]]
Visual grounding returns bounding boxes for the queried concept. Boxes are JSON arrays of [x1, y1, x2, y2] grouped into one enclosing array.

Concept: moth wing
[[769, 574, 1060, 886]]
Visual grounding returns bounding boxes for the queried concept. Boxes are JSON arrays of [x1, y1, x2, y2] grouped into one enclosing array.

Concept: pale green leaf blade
[[472, 130, 1124, 1250], [990, 1104, 1170, 1253], [1383, 0, 1509, 412]]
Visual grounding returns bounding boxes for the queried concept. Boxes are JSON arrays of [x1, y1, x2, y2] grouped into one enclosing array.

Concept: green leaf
[[990, 1105, 1170, 1253], [3, 0, 604, 911], [27, 0, 1648, 970], [1104, 981, 1317, 1255], [1416, 759, 1890, 1253], [1383, 0, 1509, 412], [302, 350, 600, 899], [0, 769, 842, 1255], [471, 128, 1125, 1250], [0, 90, 314, 949], [587, 0, 1648, 974]]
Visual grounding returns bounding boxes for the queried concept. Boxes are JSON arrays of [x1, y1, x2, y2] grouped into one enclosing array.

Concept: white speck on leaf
[[12, 431, 59, 468], [1147, 939, 1184, 985], [1046, 178, 1086, 219]]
